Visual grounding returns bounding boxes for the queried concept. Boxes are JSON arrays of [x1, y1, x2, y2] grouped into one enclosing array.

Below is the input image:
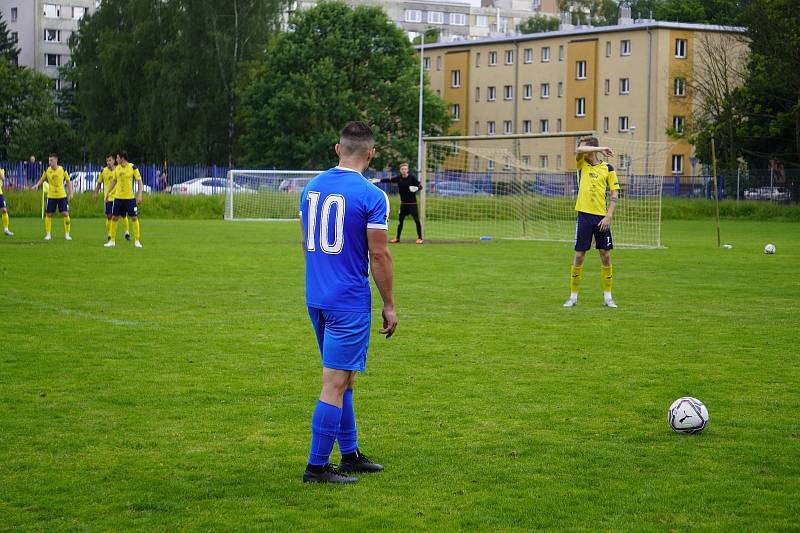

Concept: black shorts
[[399, 204, 419, 217], [112, 198, 138, 218], [45, 198, 69, 214], [575, 211, 613, 251], [0, 195, 5, 209], [105, 201, 114, 216]]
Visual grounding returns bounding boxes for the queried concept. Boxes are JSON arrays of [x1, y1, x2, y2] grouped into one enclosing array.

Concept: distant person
[[30, 153, 73, 241], [563, 136, 619, 308], [371, 162, 423, 244], [155, 169, 170, 192], [104, 151, 143, 249], [0, 168, 13, 236], [25, 155, 39, 185], [94, 154, 130, 242]]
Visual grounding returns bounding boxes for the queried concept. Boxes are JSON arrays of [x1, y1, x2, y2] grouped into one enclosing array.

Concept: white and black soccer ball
[[764, 243, 776, 254], [668, 397, 709, 434]]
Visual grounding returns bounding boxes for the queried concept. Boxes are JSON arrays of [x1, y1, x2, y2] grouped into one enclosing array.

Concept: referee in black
[[372, 162, 423, 244]]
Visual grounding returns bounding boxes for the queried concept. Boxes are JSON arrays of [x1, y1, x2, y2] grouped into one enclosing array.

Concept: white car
[[171, 177, 254, 195], [69, 171, 152, 194]]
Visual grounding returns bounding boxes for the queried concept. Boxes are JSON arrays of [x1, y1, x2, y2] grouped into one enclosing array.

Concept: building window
[[451, 104, 461, 121], [672, 154, 684, 174], [523, 84, 532, 99], [504, 120, 513, 134], [620, 154, 631, 169], [451, 70, 461, 88], [674, 77, 686, 96], [576, 60, 587, 79], [619, 116, 630, 132], [539, 155, 549, 168], [476, 15, 488, 27], [428, 11, 444, 24], [503, 85, 513, 100], [556, 118, 562, 132], [576, 98, 586, 117], [436, 56, 442, 71], [605, 41, 611, 57], [405, 9, 422, 22], [487, 121, 496, 135], [621, 39, 631, 55], [53, 78, 62, 91], [505, 50, 514, 64], [524, 48, 533, 63], [488, 51, 497, 66], [532, 0, 541, 9], [604, 79, 610, 95], [504, 156, 512, 170], [556, 154, 562, 169], [11, 32, 18, 43], [43, 4, 61, 18], [499, 17, 509, 32], [539, 119, 549, 133], [522, 155, 531, 169], [673, 115, 685, 133], [73, 6, 87, 19], [44, 29, 61, 42], [450, 13, 467, 26], [557, 81, 563, 97], [11, 7, 18, 22], [541, 47, 550, 62], [474, 121, 480, 135], [488, 159, 496, 170], [488, 86, 496, 101], [45, 54, 61, 67], [558, 45, 564, 61], [540, 83, 550, 98], [475, 52, 481, 67], [423, 57, 430, 71], [619, 78, 630, 94], [523, 120, 532, 133], [475, 87, 480, 101], [603, 116, 609, 133], [675, 38, 687, 58]]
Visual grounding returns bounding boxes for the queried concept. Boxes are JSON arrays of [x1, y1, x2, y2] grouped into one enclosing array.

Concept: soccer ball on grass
[[764, 243, 776, 254], [668, 396, 709, 434]]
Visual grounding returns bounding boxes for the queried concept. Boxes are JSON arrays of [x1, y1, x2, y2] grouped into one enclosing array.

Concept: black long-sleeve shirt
[[380, 174, 422, 204]]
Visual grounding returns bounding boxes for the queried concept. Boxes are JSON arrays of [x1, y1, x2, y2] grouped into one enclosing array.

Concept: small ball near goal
[[668, 397, 709, 434], [764, 243, 776, 254]]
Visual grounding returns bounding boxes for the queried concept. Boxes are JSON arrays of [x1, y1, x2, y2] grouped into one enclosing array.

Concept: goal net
[[226, 170, 323, 221], [421, 133, 672, 248]]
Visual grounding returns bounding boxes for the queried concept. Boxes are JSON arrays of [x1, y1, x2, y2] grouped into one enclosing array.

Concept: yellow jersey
[[0, 169, 5, 195], [112, 163, 142, 200], [42, 166, 71, 199], [97, 167, 116, 200], [574, 157, 619, 216]]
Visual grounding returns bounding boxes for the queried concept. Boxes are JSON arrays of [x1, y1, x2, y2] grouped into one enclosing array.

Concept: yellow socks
[[109, 219, 118, 241], [132, 218, 141, 241], [63, 215, 71, 235], [601, 265, 613, 293], [105, 218, 111, 238], [45, 216, 52, 234], [122, 216, 130, 235], [570, 265, 583, 294], [1, 212, 8, 230]]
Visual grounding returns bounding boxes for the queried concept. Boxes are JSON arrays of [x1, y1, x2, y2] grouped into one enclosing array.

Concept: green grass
[[1, 218, 798, 531]]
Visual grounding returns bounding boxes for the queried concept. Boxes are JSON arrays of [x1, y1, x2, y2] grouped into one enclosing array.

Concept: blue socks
[[338, 389, 358, 454], [308, 400, 342, 466]]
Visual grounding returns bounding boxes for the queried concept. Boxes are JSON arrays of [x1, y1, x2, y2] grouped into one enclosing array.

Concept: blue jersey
[[300, 167, 390, 312]]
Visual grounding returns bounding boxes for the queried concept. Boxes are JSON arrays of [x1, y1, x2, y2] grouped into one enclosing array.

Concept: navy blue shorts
[[45, 198, 69, 214], [112, 199, 138, 218], [308, 307, 371, 372], [575, 211, 613, 251], [0, 195, 5, 209], [105, 201, 113, 216]]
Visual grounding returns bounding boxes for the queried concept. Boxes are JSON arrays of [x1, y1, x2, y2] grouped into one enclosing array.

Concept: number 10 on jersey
[[306, 191, 346, 254]]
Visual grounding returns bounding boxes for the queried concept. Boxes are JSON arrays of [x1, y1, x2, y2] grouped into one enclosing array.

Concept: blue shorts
[[0, 195, 5, 209], [308, 307, 371, 372], [112, 199, 138, 218], [575, 211, 613, 251], [45, 198, 69, 214], [105, 201, 113, 216]]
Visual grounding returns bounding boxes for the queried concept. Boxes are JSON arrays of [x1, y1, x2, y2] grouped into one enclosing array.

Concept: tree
[[558, 0, 619, 26], [238, 2, 450, 170], [0, 11, 19, 62], [518, 14, 560, 34], [412, 28, 440, 45]]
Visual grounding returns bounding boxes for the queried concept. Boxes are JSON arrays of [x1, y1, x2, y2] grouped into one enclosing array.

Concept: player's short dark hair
[[339, 122, 375, 157], [106, 154, 115, 160], [579, 136, 599, 147], [116, 150, 129, 161], [48, 153, 59, 160]]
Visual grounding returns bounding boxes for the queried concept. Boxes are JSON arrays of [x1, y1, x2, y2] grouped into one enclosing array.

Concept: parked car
[[69, 171, 152, 194], [278, 177, 313, 193], [171, 178, 254, 195], [743, 186, 792, 201], [431, 181, 490, 197]]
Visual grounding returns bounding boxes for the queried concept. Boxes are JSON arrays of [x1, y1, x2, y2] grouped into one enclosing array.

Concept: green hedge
[[4, 191, 799, 221]]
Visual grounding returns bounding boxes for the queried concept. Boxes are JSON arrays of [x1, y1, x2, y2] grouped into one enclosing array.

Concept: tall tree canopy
[[238, 2, 450, 170]]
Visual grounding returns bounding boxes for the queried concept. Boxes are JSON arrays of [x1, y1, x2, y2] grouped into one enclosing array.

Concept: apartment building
[[420, 20, 747, 177]]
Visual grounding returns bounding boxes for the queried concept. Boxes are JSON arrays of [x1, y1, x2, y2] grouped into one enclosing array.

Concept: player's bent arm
[[367, 228, 397, 338], [606, 190, 619, 219], [105, 179, 117, 201]]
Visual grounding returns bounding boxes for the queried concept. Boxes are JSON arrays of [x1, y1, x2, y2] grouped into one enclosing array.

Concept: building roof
[[415, 21, 747, 50]]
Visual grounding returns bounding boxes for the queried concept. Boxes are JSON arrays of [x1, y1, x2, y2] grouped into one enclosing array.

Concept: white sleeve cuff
[[367, 223, 388, 230]]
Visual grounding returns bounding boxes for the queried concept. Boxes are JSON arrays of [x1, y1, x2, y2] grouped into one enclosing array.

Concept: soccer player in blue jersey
[[300, 121, 397, 484]]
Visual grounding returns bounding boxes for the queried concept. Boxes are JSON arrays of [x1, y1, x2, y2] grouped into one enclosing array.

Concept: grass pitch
[[1, 218, 798, 531]]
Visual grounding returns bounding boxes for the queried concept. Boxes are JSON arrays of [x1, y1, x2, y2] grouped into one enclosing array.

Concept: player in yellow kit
[[93, 154, 130, 242], [563, 136, 620, 308], [104, 151, 143, 248], [30, 153, 73, 241], [0, 168, 13, 236]]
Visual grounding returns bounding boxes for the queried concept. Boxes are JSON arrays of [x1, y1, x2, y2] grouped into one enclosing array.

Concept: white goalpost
[[421, 132, 673, 248], [225, 169, 323, 221]]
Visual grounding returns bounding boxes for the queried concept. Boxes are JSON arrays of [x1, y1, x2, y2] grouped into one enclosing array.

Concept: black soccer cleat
[[339, 450, 384, 473], [124, 232, 132, 241], [303, 464, 358, 484]]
